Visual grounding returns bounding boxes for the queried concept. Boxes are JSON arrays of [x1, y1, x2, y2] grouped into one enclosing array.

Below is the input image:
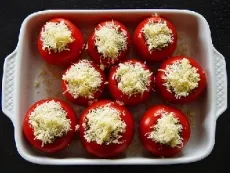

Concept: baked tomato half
[[133, 16, 177, 61], [139, 105, 190, 157], [62, 60, 106, 106], [37, 18, 84, 67], [23, 98, 77, 153], [155, 56, 207, 103], [78, 100, 134, 158], [87, 20, 131, 67], [108, 59, 155, 105]]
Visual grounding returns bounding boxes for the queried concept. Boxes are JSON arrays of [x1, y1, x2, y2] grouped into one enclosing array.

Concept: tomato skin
[[78, 100, 134, 158], [108, 59, 155, 105], [62, 60, 106, 106], [133, 16, 177, 61], [87, 20, 131, 67], [139, 105, 190, 157], [37, 18, 84, 67], [23, 98, 77, 153], [155, 56, 207, 103]]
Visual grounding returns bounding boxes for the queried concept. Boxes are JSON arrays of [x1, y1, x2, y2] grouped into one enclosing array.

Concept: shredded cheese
[[94, 21, 127, 59], [83, 104, 126, 145], [160, 58, 200, 99], [114, 62, 152, 96], [62, 60, 102, 99], [75, 125, 80, 131], [142, 20, 173, 52], [41, 21, 74, 53], [29, 100, 71, 146], [34, 80, 40, 88], [146, 111, 183, 148]]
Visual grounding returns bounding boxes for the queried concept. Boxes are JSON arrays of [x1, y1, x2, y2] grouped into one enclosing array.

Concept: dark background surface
[[0, 0, 229, 172]]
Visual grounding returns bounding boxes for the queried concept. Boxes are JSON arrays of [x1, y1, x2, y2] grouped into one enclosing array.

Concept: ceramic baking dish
[[2, 9, 227, 165]]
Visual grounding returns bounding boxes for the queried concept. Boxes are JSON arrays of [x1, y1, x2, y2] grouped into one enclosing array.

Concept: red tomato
[[139, 105, 190, 157], [87, 20, 131, 67], [23, 98, 77, 153], [78, 100, 134, 158], [155, 56, 207, 103], [108, 59, 155, 105], [133, 16, 177, 61], [37, 18, 84, 67], [62, 60, 106, 106]]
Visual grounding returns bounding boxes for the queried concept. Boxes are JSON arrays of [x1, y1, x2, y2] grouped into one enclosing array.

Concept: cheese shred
[[29, 100, 71, 146], [160, 58, 200, 99], [94, 21, 127, 59], [41, 21, 74, 53], [142, 20, 173, 52], [83, 104, 126, 145], [115, 62, 152, 96], [146, 111, 183, 148], [62, 60, 102, 99]]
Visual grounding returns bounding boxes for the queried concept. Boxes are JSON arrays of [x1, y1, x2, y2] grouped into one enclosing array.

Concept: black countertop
[[1, 0, 230, 172]]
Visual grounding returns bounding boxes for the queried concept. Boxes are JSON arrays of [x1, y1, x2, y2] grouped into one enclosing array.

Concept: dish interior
[[15, 10, 214, 161]]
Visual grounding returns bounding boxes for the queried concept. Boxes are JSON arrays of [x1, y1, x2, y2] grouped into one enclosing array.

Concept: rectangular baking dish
[[2, 9, 227, 165]]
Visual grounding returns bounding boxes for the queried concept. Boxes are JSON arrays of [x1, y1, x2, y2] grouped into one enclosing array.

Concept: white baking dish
[[2, 9, 227, 165]]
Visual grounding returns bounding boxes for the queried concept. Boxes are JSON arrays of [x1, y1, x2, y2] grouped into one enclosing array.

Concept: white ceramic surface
[[2, 9, 227, 165]]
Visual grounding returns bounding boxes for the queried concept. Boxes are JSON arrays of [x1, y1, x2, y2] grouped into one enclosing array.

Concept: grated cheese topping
[[146, 111, 183, 148], [160, 58, 200, 99], [83, 104, 126, 145], [41, 21, 74, 53], [114, 62, 152, 96], [29, 100, 71, 146], [94, 21, 127, 59], [142, 20, 173, 52], [62, 60, 102, 99]]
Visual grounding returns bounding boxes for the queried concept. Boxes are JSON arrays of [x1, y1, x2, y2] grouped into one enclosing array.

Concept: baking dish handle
[[2, 49, 17, 123], [213, 47, 228, 119]]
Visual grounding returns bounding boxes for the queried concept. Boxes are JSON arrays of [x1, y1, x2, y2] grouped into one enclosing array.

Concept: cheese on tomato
[[29, 100, 71, 146], [94, 22, 127, 59], [83, 104, 126, 145], [41, 21, 74, 53], [115, 62, 152, 96], [62, 60, 102, 99], [160, 58, 200, 99], [142, 20, 173, 51], [147, 111, 183, 148]]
